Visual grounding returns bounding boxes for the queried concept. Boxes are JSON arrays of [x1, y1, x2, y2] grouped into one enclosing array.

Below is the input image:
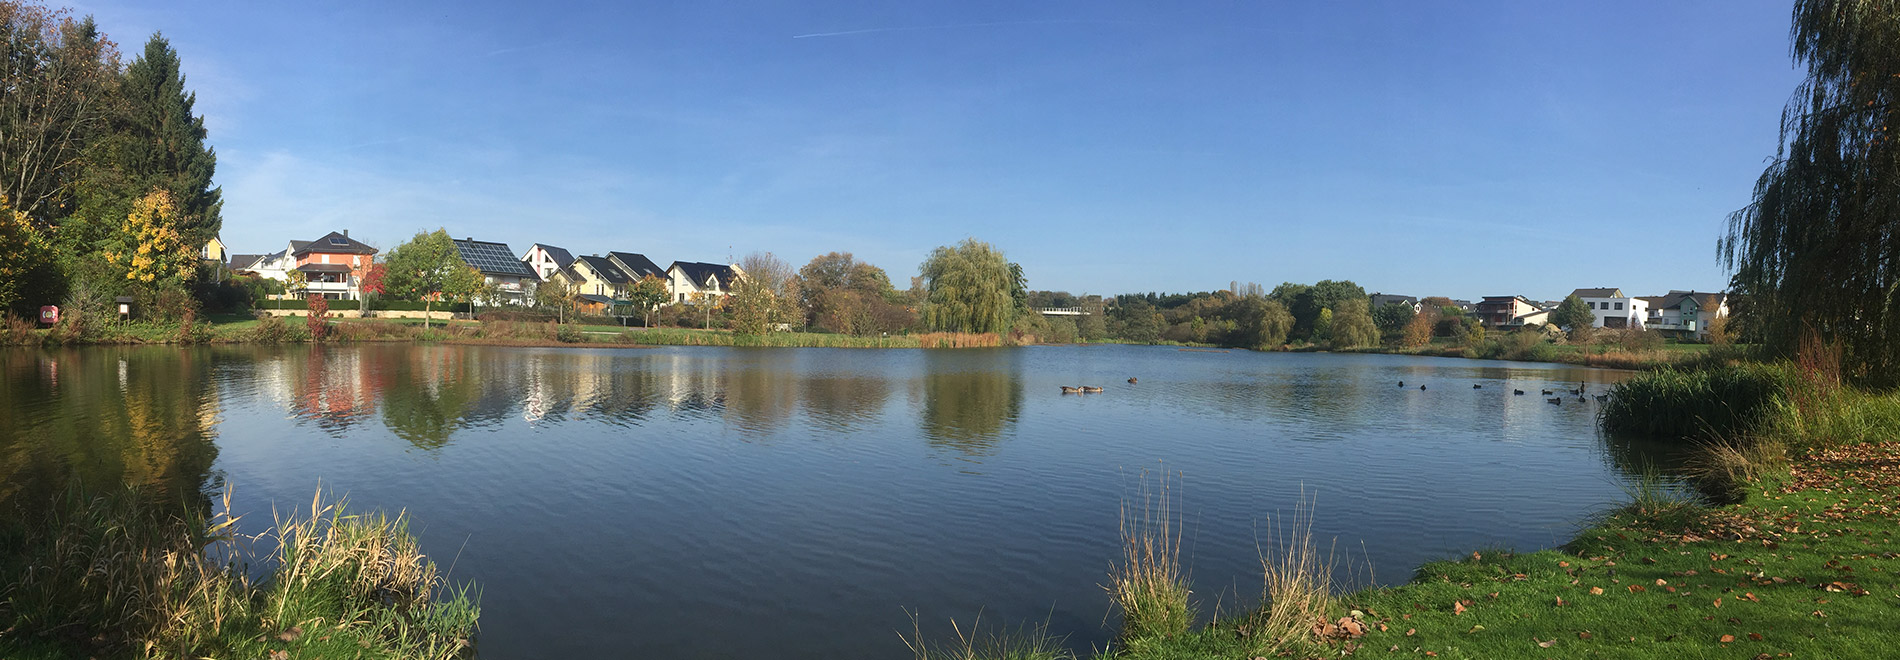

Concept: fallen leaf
[[1578, 631, 1593, 639], [1721, 634, 1736, 643], [1555, 596, 1567, 607], [1406, 628, 1416, 636], [1467, 624, 1485, 633], [1537, 638, 1555, 648], [1656, 579, 1669, 586], [1453, 601, 1466, 615], [1749, 633, 1764, 641], [1589, 586, 1605, 595]]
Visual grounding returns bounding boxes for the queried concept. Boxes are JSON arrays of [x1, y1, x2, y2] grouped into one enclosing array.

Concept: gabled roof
[[1571, 287, 1625, 299], [607, 251, 667, 280], [1647, 290, 1727, 311], [526, 243, 575, 271], [227, 254, 266, 271], [668, 261, 738, 289], [576, 255, 632, 284], [294, 232, 377, 256], [289, 240, 311, 254], [454, 238, 537, 278], [520, 259, 541, 281], [295, 263, 353, 273], [1369, 293, 1418, 305]]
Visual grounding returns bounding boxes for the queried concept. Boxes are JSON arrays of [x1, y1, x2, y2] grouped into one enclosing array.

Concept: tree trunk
[[424, 297, 432, 329]]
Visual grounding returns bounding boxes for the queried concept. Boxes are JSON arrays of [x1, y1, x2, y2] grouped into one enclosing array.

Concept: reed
[[1105, 470, 1193, 646], [1597, 363, 1797, 439], [0, 485, 478, 659], [1247, 491, 1335, 655], [900, 611, 1075, 660], [1681, 437, 1789, 503]]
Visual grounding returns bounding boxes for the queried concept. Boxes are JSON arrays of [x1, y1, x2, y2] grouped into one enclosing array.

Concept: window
[[1614, 302, 1623, 310], [1587, 302, 1596, 309]]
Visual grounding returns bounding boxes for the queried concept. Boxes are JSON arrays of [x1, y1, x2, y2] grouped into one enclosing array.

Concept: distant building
[[1641, 291, 1729, 339], [520, 244, 575, 281], [666, 261, 741, 304], [607, 251, 668, 282], [1570, 287, 1648, 329], [292, 231, 378, 300], [1477, 295, 1544, 328], [454, 238, 538, 305], [1369, 293, 1421, 313]]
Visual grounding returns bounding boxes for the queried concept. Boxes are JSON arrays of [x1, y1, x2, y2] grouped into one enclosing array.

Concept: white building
[[454, 238, 538, 305], [1640, 291, 1730, 339], [1570, 287, 1648, 329], [520, 243, 575, 281], [665, 261, 741, 304]]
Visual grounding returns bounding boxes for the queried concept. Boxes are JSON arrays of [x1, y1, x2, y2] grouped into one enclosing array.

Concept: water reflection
[[0, 348, 219, 515], [916, 351, 1024, 456]]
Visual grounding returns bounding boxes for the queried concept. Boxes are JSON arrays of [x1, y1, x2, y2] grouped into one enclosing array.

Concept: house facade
[[567, 255, 634, 302], [454, 238, 538, 305], [520, 244, 574, 281], [1571, 287, 1648, 329], [666, 261, 740, 303], [1368, 293, 1421, 313], [292, 231, 378, 300], [1642, 291, 1729, 339], [1476, 295, 1543, 328]]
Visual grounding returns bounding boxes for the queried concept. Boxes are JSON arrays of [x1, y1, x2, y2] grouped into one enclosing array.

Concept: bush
[[556, 324, 583, 343], [306, 297, 330, 341], [0, 314, 39, 346], [248, 314, 299, 343]]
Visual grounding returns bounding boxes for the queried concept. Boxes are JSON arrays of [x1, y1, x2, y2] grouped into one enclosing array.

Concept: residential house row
[[1372, 287, 1729, 340], [228, 230, 743, 313]]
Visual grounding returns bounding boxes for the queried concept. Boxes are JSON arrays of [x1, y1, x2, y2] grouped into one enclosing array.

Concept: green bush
[[256, 298, 361, 311]]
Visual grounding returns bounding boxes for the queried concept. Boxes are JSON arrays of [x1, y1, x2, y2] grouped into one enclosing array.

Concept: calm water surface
[[0, 344, 1655, 658]]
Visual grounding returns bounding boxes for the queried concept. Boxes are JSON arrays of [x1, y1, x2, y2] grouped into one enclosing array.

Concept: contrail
[[793, 19, 1131, 39]]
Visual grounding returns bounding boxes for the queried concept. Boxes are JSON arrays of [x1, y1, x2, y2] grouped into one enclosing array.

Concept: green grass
[[0, 486, 479, 659]]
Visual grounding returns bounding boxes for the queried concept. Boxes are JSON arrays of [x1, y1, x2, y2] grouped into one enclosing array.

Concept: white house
[[1570, 287, 1648, 329], [665, 261, 741, 304], [520, 243, 575, 281], [1640, 291, 1729, 339]]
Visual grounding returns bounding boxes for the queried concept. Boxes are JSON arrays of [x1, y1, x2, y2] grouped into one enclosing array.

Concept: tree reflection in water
[[917, 351, 1023, 458]]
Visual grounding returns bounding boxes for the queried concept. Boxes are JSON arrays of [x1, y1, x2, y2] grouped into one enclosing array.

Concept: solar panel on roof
[[456, 241, 535, 277], [329, 236, 348, 245]]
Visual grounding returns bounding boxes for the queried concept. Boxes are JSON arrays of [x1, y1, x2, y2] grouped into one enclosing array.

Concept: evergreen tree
[[70, 33, 221, 261], [1550, 295, 1595, 332]]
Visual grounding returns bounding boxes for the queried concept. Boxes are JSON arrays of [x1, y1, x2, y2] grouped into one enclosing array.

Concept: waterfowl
[[1081, 386, 1104, 393], [1547, 397, 1562, 404], [1060, 386, 1082, 394], [1398, 380, 1404, 387], [1513, 389, 1525, 395], [1419, 385, 1427, 391], [1473, 384, 1483, 389], [1127, 377, 1138, 384], [1540, 389, 1554, 395]]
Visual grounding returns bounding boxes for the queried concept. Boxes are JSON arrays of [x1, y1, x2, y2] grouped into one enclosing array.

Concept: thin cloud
[[792, 19, 1136, 40]]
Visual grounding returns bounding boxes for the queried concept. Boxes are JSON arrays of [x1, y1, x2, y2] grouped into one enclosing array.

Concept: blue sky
[[77, 1, 1802, 300]]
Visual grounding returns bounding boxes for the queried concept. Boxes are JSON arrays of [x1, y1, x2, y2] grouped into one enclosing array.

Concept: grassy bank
[[0, 487, 478, 659], [913, 362, 1900, 659], [0, 314, 1013, 349], [1340, 338, 1738, 371]]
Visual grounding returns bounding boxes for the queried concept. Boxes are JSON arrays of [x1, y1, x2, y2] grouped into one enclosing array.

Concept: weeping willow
[[1722, 0, 1900, 383], [919, 238, 1023, 334]]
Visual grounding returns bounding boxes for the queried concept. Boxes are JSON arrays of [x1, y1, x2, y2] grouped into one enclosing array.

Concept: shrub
[[1599, 364, 1799, 439], [0, 314, 39, 346], [306, 297, 330, 341], [556, 323, 583, 343], [248, 314, 298, 343]]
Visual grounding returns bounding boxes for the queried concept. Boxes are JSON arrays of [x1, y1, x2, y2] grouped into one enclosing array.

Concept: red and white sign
[[38, 305, 58, 325]]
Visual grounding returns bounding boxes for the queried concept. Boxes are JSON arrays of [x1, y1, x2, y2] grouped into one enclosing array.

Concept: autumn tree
[[730, 252, 800, 335], [534, 276, 577, 323], [797, 251, 908, 335], [1400, 304, 1438, 348], [383, 229, 477, 328], [0, 196, 54, 313], [920, 238, 1024, 334], [102, 189, 193, 285]]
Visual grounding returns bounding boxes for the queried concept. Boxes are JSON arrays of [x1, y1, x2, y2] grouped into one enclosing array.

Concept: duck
[[1540, 389, 1554, 395], [1060, 386, 1082, 394], [1398, 380, 1404, 387], [1419, 385, 1427, 391], [1473, 384, 1483, 389], [1513, 389, 1525, 395], [1081, 386, 1104, 393], [1546, 397, 1562, 405], [1127, 377, 1138, 384]]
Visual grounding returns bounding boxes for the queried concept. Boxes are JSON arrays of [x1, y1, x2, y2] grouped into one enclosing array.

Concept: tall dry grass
[[1246, 492, 1335, 655], [1105, 470, 1193, 645], [900, 610, 1075, 660], [0, 486, 478, 659]]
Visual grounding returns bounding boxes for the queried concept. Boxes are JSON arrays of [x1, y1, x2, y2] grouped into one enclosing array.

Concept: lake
[[0, 344, 1654, 658]]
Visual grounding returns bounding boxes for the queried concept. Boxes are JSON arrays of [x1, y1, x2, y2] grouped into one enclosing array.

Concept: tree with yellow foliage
[[103, 190, 195, 285], [0, 195, 52, 312]]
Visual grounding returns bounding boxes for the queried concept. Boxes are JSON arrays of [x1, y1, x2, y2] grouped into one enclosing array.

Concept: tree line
[[1, 2, 224, 324]]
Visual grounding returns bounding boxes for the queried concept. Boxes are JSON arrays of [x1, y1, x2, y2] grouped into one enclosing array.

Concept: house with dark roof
[[608, 252, 667, 282], [1569, 287, 1648, 329], [666, 261, 741, 304], [1476, 295, 1545, 328], [520, 244, 575, 281], [551, 255, 636, 312], [292, 231, 378, 300], [1641, 291, 1729, 339], [454, 238, 538, 305], [1368, 293, 1420, 313]]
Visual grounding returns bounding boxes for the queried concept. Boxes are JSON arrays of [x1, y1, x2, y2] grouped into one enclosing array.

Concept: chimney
[[343, 229, 349, 237]]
